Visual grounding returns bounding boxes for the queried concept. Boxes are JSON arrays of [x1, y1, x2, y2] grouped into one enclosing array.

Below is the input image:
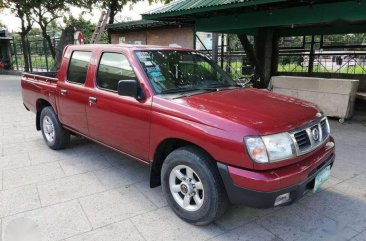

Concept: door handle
[[60, 89, 68, 95], [89, 96, 97, 104]]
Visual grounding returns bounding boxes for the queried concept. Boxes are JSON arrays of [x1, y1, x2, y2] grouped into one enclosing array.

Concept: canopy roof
[[107, 20, 191, 33], [142, 0, 366, 36], [142, 0, 285, 19]]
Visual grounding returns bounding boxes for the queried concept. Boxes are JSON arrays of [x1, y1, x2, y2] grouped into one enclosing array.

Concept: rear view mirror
[[117, 80, 145, 100]]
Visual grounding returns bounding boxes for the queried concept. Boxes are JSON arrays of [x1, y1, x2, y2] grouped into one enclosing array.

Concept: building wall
[[111, 27, 194, 49]]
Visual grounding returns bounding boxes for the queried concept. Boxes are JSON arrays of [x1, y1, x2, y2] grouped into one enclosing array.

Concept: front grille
[[294, 130, 311, 151], [290, 117, 330, 155], [320, 119, 328, 138]]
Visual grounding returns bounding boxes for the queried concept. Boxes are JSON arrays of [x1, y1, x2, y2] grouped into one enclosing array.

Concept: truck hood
[[174, 88, 321, 135]]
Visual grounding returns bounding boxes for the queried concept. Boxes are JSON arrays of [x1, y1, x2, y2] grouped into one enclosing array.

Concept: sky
[[0, 0, 164, 33]]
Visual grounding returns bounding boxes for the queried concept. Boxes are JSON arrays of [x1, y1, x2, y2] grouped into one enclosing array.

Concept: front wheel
[[40, 106, 70, 150], [161, 146, 228, 225]]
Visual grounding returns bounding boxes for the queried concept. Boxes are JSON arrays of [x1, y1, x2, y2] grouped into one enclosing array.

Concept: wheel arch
[[150, 138, 214, 188], [36, 99, 52, 130]]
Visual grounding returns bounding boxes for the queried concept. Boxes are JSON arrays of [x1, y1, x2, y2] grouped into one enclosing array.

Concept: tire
[[161, 146, 228, 225], [40, 106, 70, 150]]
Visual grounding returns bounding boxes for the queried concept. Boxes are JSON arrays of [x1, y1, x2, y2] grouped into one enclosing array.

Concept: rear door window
[[67, 51, 92, 84], [96, 52, 137, 91]]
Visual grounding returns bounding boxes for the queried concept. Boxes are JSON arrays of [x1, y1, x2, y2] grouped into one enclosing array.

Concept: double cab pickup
[[21, 44, 335, 225]]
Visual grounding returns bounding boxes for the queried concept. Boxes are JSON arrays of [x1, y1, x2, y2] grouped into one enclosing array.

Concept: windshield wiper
[[204, 83, 243, 89], [160, 87, 208, 94], [160, 83, 242, 95]]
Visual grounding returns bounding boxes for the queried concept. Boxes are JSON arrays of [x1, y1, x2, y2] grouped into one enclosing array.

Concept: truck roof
[[66, 44, 194, 52]]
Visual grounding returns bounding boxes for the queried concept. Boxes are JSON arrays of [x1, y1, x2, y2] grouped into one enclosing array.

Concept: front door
[[57, 51, 92, 135], [86, 52, 151, 160]]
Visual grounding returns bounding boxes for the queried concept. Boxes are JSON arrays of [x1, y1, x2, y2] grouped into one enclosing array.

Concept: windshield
[[135, 50, 237, 94]]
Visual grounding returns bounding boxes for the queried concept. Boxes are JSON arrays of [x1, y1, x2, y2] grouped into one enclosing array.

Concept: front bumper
[[218, 152, 335, 209]]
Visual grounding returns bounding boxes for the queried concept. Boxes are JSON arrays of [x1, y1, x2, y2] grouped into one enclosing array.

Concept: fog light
[[274, 193, 291, 206]]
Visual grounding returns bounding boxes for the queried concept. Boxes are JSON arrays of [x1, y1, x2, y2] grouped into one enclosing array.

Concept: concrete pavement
[[0, 74, 366, 241]]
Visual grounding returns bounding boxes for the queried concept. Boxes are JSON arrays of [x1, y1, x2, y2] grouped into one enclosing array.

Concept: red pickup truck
[[22, 44, 335, 225]]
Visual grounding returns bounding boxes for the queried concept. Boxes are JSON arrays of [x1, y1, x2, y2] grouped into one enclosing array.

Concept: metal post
[[226, 36, 231, 73], [43, 38, 49, 71], [220, 33, 224, 68], [145, 24, 148, 45], [320, 35, 324, 49], [212, 33, 219, 62], [308, 35, 315, 73], [27, 37, 32, 72], [192, 26, 196, 50], [12, 37, 19, 71]]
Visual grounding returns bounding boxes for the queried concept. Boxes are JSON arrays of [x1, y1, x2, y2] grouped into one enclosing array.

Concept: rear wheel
[[161, 146, 228, 225], [40, 107, 70, 150]]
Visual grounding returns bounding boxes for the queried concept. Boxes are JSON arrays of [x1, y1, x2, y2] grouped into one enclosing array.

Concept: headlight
[[245, 133, 295, 163], [245, 137, 268, 163]]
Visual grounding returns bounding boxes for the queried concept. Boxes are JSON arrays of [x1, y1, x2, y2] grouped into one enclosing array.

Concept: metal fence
[[199, 49, 251, 81], [10, 37, 59, 72], [278, 50, 366, 74], [196, 34, 366, 80], [9, 34, 366, 77], [278, 35, 366, 75]]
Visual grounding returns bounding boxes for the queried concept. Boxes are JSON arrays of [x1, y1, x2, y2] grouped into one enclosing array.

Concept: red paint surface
[[21, 44, 335, 192]]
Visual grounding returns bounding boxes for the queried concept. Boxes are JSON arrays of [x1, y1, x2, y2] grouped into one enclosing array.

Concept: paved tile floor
[[0, 74, 366, 241]]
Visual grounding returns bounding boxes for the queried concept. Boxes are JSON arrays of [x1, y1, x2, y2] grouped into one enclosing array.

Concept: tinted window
[[96, 52, 137, 91], [67, 51, 92, 84]]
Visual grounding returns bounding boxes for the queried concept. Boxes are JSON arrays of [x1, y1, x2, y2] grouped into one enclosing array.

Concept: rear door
[[57, 51, 92, 135], [86, 51, 151, 160]]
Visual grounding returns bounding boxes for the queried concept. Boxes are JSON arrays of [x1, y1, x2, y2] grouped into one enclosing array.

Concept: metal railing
[[10, 37, 60, 72], [278, 50, 366, 74], [9, 34, 366, 77], [197, 34, 366, 79], [200, 49, 366, 80]]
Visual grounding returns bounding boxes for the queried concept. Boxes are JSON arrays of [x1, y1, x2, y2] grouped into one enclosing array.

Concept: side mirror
[[117, 80, 145, 100]]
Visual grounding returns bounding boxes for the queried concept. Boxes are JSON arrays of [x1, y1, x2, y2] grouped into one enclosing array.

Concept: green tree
[[98, 0, 172, 43], [29, 0, 94, 59], [1, 0, 33, 72], [52, 15, 110, 70], [0, 0, 4, 13], [63, 15, 108, 44], [30, 0, 69, 59]]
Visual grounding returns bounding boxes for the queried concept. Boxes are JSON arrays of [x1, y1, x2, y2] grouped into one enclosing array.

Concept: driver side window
[[96, 52, 137, 91]]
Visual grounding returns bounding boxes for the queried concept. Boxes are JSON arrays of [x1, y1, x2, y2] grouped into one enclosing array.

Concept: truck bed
[[23, 71, 58, 80], [21, 71, 59, 114]]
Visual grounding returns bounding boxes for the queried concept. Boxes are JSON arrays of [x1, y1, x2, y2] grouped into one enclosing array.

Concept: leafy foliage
[[29, 0, 94, 58], [2, 0, 34, 71], [96, 0, 173, 42], [2, 0, 173, 67], [63, 15, 108, 44]]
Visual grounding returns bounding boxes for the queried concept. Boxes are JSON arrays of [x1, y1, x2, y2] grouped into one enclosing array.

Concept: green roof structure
[[142, 0, 366, 86], [142, 0, 366, 35], [142, 0, 285, 19], [108, 19, 191, 33]]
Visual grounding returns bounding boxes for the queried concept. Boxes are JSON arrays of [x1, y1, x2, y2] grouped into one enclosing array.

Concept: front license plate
[[313, 165, 331, 192]]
